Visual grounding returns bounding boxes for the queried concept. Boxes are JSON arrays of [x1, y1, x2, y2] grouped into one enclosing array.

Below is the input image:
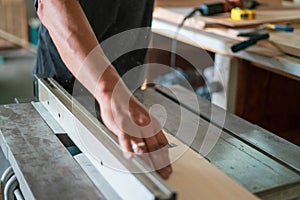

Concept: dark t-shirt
[[34, 0, 154, 92]]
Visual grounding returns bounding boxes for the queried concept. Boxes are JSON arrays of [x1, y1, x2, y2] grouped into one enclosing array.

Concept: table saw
[[0, 77, 300, 199]]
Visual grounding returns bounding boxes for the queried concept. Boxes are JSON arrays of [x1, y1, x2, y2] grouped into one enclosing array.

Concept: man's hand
[[96, 71, 172, 179]]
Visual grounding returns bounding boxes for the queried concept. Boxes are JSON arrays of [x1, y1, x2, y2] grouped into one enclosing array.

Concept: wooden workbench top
[[153, 7, 300, 58]]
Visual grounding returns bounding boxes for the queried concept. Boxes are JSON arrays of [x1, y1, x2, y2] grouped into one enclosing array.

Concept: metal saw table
[[0, 78, 300, 199]]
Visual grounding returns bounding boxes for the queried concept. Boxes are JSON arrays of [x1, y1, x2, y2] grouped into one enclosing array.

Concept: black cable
[[170, 8, 200, 68]]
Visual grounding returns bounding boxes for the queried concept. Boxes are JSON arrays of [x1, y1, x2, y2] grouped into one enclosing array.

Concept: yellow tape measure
[[231, 8, 255, 20]]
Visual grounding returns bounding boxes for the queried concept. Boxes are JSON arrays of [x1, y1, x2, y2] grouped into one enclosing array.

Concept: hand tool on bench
[[231, 30, 269, 52]]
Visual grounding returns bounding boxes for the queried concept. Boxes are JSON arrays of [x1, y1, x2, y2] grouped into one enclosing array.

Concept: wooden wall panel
[[235, 61, 300, 144]]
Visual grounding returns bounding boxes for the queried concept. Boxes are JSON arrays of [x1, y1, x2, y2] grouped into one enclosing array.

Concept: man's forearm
[[37, 0, 119, 96]]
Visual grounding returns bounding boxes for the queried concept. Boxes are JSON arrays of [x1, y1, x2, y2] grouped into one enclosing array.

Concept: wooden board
[[155, 0, 211, 7], [199, 9, 300, 28], [155, 0, 285, 8], [154, 7, 300, 28], [269, 28, 300, 58], [164, 133, 258, 200], [259, 0, 283, 8], [153, 7, 216, 30]]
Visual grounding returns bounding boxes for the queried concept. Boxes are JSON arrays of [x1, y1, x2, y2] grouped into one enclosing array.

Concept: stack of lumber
[[0, 0, 28, 49]]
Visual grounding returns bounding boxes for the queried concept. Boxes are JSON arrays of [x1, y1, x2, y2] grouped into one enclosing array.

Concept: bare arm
[[37, 0, 172, 179]]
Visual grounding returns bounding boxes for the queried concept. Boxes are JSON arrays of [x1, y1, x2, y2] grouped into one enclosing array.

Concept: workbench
[[0, 78, 300, 199], [150, 7, 300, 144]]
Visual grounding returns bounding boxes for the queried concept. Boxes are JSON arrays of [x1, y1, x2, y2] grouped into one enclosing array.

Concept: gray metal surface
[[0, 103, 105, 200], [32, 102, 121, 200], [156, 85, 300, 174], [134, 87, 300, 199]]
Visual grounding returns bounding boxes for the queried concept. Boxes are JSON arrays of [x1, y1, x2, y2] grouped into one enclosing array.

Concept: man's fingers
[[117, 133, 133, 159], [144, 135, 172, 179], [156, 130, 169, 146]]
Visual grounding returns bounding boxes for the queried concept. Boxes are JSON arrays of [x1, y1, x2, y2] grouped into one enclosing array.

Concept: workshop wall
[[0, 0, 28, 49], [0, 53, 34, 105]]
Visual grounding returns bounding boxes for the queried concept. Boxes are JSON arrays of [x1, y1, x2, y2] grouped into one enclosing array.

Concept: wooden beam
[[0, 30, 37, 54]]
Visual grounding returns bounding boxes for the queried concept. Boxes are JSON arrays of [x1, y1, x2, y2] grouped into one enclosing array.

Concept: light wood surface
[[164, 133, 258, 200], [196, 10, 300, 28], [269, 29, 300, 58], [155, 0, 211, 7], [154, 7, 300, 28], [0, 30, 37, 53], [155, 0, 283, 8]]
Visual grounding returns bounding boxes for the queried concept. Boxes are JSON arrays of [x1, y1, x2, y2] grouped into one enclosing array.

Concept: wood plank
[[269, 28, 300, 58], [196, 9, 300, 28], [259, 0, 283, 8], [155, 0, 211, 7], [0, 3, 10, 48], [154, 7, 300, 28], [154, 0, 284, 8], [164, 133, 258, 200], [1, 0, 23, 5], [0, 30, 37, 53]]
